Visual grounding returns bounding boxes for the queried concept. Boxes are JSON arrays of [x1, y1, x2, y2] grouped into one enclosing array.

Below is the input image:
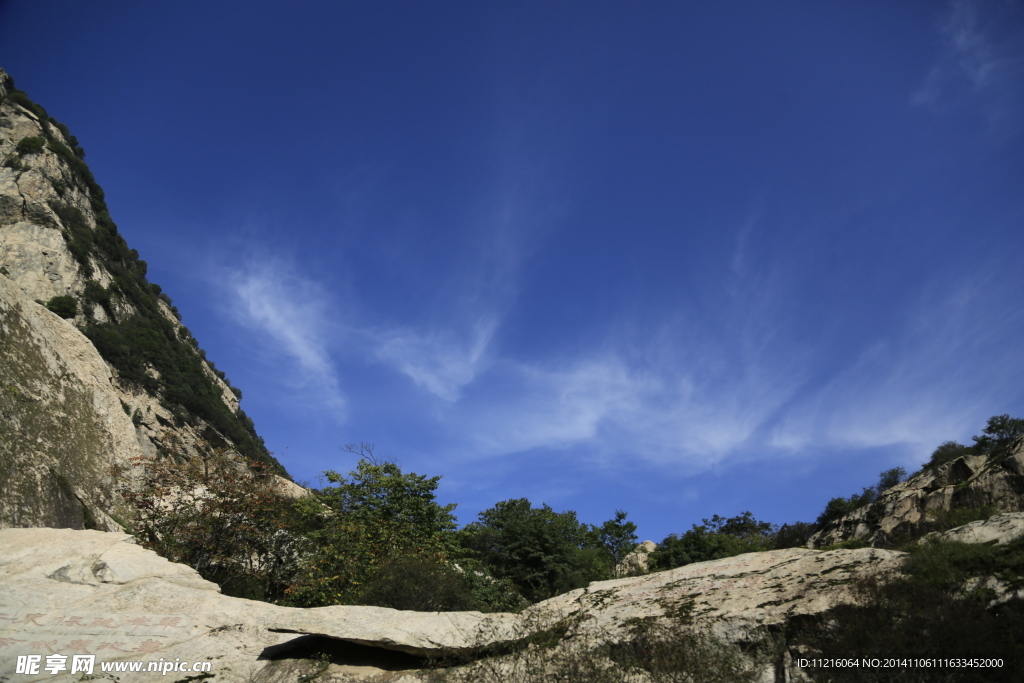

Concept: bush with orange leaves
[[113, 445, 307, 601]]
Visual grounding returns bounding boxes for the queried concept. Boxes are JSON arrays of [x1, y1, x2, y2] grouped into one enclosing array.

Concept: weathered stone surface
[[919, 511, 1024, 547], [0, 275, 138, 530], [0, 528, 906, 682], [615, 539, 655, 576], [0, 528, 518, 682], [532, 547, 904, 648], [809, 443, 1024, 548], [273, 476, 312, 499]]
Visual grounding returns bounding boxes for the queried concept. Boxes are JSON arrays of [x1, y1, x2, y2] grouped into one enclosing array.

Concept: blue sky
[[2, 1, 1023, 541]]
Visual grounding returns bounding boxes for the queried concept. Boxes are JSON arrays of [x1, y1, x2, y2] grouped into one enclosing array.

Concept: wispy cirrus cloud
[[913, 0, 1024, 134], [770, 274, 1024, 462], [375, 316, 499, 402], [225, 254, 347, 415]]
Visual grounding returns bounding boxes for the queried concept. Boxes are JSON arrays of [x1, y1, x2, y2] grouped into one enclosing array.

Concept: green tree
[[972, 414, 1024, 455], [44, 294, 78, 319], [459, 498, 606, 602], [876, 466, 907, 493], [285, 445, 458, 607], [595, 509, 638, 568], [773, 521, 817, 549], [815, 496, 858, 528], [649, 511, 777, 572]]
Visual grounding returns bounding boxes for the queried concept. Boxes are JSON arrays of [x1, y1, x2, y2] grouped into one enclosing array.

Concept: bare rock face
[[614, 539, 656, 576], [0, 528, 905, 682], [0, 275, 136, 530], [809, 442, 1024, 548], [919, 511, 1024, 547], [525, 546, 903, 682]]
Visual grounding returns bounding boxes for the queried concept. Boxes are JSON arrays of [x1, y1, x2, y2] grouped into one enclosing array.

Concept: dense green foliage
[[649, 511, 777, 572], [15, 135, 45, 155], [772, 521, 818, 549], [925, 439, 974, 470], [596, 509, 640, 567], [973, 414, 1024, 459], [44, 294, 78, 319], [284, 447, 462, 607], [5, 86, 281, 474], [120, 443, 636, 611], [458, 499, 637, 603], [85, 312, 270, 467]]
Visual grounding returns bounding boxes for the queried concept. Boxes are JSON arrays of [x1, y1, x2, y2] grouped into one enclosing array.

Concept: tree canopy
[[649, 511, 777, 572], [285, 446, 458, 607]]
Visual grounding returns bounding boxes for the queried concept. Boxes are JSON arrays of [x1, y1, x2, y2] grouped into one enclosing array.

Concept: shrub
[[925, 440, 974, 469], [359, 554, 479, 612], [44, 294, 78, 319], [423, 611, 767, 683], [82, 279, 113, 319], [815, 467, 909, 530], [114, 447, 306, 602], [795, 538, 1024, 682], [48, 118, 85, 158], [1, 154, 25, 171], [4, 90, 48, 120], [15, 136, 45, 155], [925, 505, 998, 535]]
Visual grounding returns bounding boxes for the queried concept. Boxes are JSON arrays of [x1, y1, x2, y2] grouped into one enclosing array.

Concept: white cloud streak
[[770, 276, 1023, 463], [913, 0, 1024, 135], [226, 256, 347, 415], [375, 316, 498, 402]]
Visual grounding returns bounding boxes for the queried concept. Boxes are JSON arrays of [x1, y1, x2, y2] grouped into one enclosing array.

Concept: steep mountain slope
[[0, 67, 287, 530]]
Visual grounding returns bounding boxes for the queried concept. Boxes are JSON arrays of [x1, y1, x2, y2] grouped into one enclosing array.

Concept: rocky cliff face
[[809, 441, 1024, 548], [0, 67, 286, 530]]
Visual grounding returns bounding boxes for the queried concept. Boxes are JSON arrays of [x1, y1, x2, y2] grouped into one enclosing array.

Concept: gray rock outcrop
[[0, 275, 135, 530], [614, 539, 656, 576], [809, 442, 1024, 548], [918, 511, 1024, 547]]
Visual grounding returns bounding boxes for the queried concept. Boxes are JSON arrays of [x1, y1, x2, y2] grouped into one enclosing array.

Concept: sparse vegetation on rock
[[0, 79, 282, 476]]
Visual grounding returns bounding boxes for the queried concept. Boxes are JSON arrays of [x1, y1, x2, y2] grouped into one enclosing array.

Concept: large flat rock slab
[[529, 546, 905, 646], [0, 529, 516, 682]]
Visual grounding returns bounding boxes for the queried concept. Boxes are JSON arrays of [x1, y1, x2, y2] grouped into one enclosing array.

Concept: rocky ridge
[[809, 441, 1024, 548], [0, 67, 288, 530]]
